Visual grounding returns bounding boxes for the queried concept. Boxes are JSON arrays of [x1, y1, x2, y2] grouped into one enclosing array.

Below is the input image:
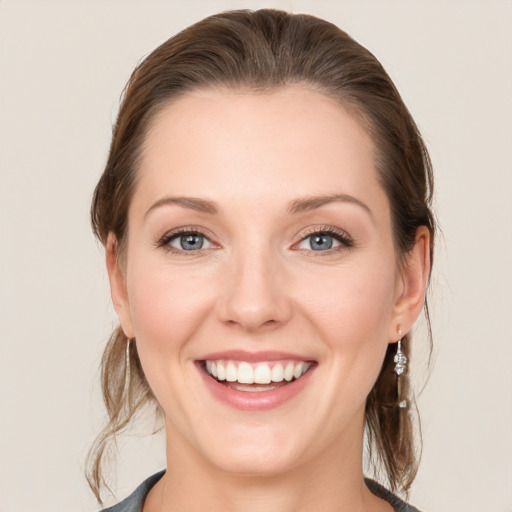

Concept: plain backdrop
[[1, 1, 511, 511]]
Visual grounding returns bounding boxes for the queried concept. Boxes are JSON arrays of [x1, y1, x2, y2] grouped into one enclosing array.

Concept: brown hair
[[88, 8, 435, 503]]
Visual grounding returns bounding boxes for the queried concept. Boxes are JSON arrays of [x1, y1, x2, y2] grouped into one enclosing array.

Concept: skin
[[107, 85, 430, 512]]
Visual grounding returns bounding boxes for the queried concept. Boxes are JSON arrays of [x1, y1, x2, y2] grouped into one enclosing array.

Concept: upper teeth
[[205, 360, 312, 384]]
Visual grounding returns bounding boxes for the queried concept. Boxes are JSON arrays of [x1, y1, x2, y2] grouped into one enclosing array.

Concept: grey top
[[100, 470, 421, 512], [100, 471, 165, 512]]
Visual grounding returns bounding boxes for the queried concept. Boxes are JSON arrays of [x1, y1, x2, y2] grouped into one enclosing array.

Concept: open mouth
[[202, 359, 314, 392]]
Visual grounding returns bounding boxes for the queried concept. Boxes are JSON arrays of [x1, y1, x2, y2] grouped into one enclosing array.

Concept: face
[[108, 86, 428, 477]]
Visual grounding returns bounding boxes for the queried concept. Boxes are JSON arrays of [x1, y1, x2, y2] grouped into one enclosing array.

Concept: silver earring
[[394, 330, 408, 408], [394, 339, 407, 376]]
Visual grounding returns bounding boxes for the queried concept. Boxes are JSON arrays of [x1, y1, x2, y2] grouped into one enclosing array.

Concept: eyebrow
[[287, 193, 373, 218], [144, 196, 218, 218], [144, 192, 372, 219]]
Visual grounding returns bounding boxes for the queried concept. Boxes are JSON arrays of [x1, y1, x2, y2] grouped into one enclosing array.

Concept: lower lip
[[197, 363, 315, 412]]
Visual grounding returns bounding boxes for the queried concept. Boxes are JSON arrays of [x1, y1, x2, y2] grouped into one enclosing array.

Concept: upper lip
[[199, 350, 314, 362]]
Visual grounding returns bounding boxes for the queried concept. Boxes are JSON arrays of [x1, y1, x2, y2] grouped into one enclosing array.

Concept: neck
[[144, 416, 391, 512]]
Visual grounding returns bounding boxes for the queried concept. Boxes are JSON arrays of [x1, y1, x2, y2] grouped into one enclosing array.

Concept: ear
[[106, 233, 135, 338], [389, 226, 431, 341]]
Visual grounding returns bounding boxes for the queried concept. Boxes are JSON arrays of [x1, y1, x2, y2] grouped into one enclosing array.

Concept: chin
[[208, 444, 302, 477], [193, 422, 307, 477]]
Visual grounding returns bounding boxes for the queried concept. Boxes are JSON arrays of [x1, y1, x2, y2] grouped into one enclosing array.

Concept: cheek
[[128, 253, 203, 324], [124, 256, 215, 368], [300, 259, 397, 336], [123, 257, 219, 417], [297, 257, 397, 394]]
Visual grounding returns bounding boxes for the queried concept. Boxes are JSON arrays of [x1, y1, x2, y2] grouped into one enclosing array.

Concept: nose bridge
[[218, 235, 292, 331]]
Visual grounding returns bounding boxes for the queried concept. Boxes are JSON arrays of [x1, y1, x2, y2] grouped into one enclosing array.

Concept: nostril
[[224, 316, 281, 332]]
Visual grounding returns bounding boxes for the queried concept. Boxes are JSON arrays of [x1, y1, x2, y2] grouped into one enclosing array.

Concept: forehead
[[134, 85, 385, 215]]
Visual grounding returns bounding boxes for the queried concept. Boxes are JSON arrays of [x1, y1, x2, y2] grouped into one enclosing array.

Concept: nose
[[216, 245, 293, 332]]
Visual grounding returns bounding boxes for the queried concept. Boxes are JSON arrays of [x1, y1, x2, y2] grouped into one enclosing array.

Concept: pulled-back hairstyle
[[88, 8, 435, 504]]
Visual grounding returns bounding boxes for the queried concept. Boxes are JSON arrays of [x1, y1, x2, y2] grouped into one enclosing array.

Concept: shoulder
[[99, 471, 165, 512], [365, 479, 422, 512]]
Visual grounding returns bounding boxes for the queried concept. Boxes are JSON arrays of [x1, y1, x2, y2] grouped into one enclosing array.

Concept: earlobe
[[389, 226, 431, 340], [106, 233, 135, 338]]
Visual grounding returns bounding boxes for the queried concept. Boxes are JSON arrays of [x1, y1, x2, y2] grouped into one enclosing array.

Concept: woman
[[88, 9, 434, 512]]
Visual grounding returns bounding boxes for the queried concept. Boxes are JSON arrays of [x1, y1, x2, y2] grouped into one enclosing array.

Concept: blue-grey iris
[[310, 234, 333, 251], [180, 234, 204, 250]]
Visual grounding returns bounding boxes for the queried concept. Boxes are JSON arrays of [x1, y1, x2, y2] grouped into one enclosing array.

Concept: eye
[[171, 233, 211, 251], [298, 233, 339, 251], [295, 228, 353, 252], [158, 229, 214, 252]]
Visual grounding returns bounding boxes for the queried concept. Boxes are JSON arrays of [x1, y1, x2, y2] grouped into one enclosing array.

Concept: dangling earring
[[394, 330, 408, 408], [394, 334, 407, 376]]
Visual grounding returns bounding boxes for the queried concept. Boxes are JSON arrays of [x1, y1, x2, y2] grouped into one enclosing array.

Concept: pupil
[[311, 234, 332, 251], [181, 234, 203, 250]]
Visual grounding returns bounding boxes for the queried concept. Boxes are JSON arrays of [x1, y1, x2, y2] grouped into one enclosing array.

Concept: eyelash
[[156, 225, 354, 255]]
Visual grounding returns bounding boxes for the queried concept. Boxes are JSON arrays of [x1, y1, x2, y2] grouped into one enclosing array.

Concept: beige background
[[1, 1, 511, 511]]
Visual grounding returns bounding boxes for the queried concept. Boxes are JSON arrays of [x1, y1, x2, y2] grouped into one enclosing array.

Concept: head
[[88, 9, 434, 503]]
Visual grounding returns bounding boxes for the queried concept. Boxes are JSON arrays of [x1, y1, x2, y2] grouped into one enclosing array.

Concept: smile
[[198, 353, 316, 411]]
